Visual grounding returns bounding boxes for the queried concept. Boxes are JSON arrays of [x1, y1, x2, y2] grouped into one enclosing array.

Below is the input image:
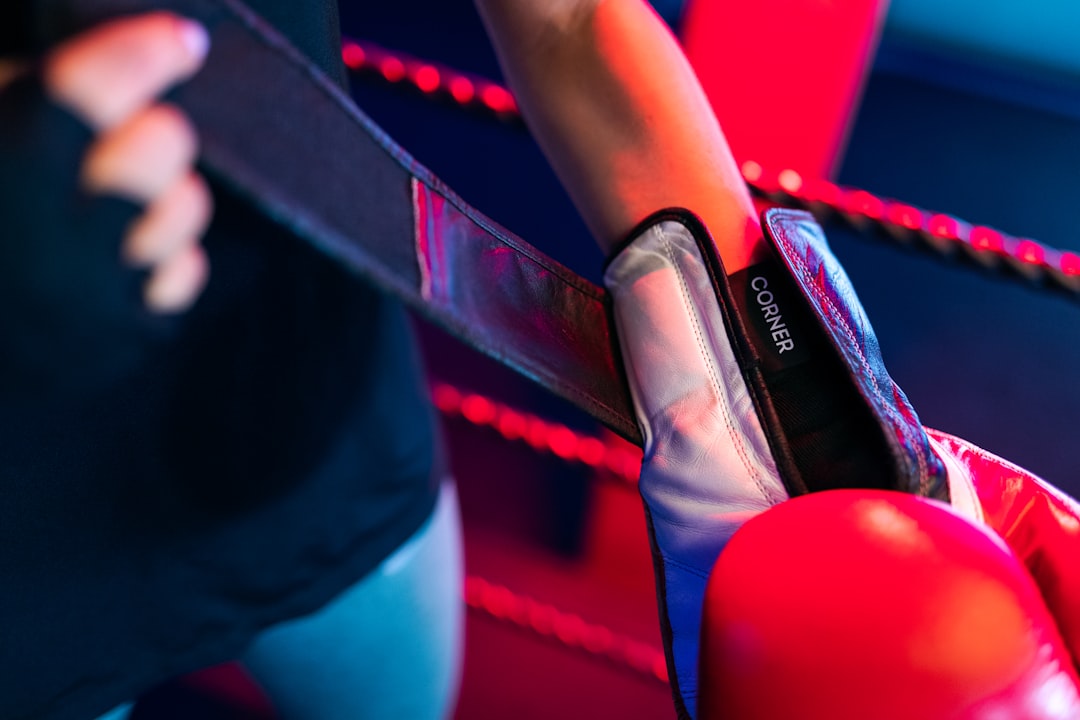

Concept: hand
[[0, 12, 213, 403], [2, 11, 213, 312]]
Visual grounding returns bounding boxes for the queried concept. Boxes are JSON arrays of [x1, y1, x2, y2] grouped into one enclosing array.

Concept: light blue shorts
[[98, 482, 463, 720]]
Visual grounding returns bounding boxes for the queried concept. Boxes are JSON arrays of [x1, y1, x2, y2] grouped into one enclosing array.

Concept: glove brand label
[[729, 261, 816, 373], [749, 276, 796, 354]]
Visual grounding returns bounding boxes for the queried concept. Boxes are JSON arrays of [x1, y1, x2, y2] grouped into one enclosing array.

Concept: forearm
[[473, 0, 764, 269]]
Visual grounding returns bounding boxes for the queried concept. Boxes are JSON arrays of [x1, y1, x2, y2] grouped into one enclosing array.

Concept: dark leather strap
[[43, 0, 643, 444]]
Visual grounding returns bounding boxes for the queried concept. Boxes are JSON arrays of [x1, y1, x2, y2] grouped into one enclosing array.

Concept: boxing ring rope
[[342, 38, 1080, 301], [465, 576, 669, 684], [432, 382, 641, 487], [435, 379, 669, 682]]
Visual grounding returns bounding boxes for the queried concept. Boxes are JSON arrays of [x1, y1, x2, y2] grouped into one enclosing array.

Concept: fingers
[[41, 12, 213, 315], [82, 103, 198, 202], [43, 12, 209, 131], [144, 244, 209, 313], [123, 172, 212, 266], [125, 171, 213, 315]]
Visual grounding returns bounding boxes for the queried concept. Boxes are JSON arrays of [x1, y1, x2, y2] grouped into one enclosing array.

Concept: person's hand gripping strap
[[0, 13, 211, 407], [604, 210, 789, 719]]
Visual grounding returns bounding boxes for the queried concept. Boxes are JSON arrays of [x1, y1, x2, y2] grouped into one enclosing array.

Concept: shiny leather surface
[[605, 217, 789, 719], [764, 208, 948, 500], [413, 181, 635, 439], [605, 208, 959, 719], [699, 488, 1080, 720], [930, 428, 1080, 666]]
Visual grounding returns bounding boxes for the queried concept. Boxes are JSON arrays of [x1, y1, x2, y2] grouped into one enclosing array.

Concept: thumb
[[44, 11, 209, 130]]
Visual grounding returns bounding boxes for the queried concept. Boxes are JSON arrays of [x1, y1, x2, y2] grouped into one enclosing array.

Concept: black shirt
[[0, 2, 442, 718]]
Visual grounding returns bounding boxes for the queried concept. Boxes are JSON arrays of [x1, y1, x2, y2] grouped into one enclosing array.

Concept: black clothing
[[0, 2, 442, 718]]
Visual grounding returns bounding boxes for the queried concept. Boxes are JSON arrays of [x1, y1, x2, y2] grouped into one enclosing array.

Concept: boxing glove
[[697, 488, 1080, 720], [604, 207, 947, 718]]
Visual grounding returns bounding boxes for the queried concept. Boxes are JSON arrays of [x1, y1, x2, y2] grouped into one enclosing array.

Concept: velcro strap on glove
[[760, 208, 947, 500]]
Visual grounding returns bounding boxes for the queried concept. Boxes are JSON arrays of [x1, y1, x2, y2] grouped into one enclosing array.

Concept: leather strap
[[37, 1, 950, 495], [43, 0, 643, 444]]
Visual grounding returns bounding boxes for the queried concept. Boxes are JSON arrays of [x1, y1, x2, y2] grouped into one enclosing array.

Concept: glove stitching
[[777, 230, 928, 488], [657, 224, 774, 507]]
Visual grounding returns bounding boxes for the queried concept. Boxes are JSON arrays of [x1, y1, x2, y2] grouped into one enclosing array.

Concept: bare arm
[[473, 0, 764, 270]]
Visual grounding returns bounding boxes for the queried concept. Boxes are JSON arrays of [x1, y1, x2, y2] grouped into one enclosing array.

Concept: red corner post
[[680, 0, 889, 181]]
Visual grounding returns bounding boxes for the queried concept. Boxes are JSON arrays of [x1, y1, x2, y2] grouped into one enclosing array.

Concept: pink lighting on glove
[[699, 490, 1080, 720]]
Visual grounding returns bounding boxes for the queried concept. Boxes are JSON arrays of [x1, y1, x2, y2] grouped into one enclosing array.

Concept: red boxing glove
[[697, 487, 1080, 720], [930, 430, 1080, 668]]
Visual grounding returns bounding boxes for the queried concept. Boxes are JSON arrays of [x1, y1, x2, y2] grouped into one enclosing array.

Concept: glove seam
[[656, 222, 776, 508]]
